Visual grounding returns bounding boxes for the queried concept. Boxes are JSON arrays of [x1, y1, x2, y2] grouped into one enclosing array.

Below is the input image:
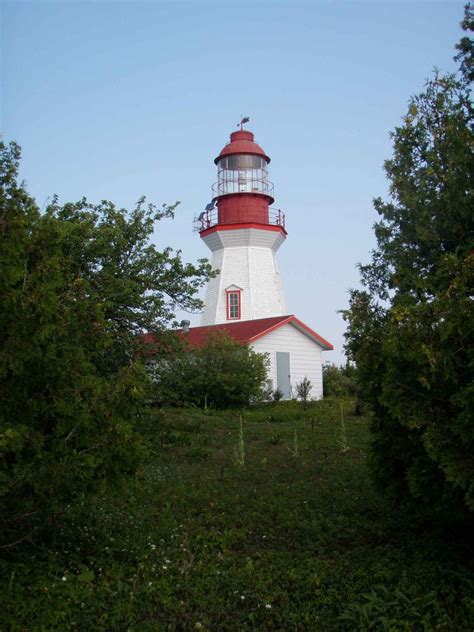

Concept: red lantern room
[[195, 125, 285, 234], [214, 129, 274, 225]]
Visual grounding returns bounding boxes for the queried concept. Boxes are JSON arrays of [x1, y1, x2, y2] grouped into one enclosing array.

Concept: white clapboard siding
[[251, 323, 324, 400], [201, 249, 223, 326], [200, 227, 287, 325]]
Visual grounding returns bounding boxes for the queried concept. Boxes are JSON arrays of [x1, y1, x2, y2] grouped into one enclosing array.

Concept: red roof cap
[[215, 129, 270, 164]]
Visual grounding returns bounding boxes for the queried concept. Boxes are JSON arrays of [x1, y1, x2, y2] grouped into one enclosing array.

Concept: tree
[[0, 142, 212, 546], [342, 9, 474, 518], [455, 3, 474, 82], [150, 331, 269, 409], [295, 377, 313, 408], [322, 363, 356, 396]]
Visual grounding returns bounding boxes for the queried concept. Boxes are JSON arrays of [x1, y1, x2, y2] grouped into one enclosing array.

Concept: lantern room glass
[[217, 155, 270, 196]]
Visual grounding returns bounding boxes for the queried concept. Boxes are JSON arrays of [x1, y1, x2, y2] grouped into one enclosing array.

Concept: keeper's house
[[179, 315, 332, 400]]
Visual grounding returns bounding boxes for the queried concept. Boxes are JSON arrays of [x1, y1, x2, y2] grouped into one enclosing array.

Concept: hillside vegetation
[[2, 398, 472, 630]]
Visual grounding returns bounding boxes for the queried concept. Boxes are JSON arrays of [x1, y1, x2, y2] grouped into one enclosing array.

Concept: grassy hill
[[2, 398, 473, 630]]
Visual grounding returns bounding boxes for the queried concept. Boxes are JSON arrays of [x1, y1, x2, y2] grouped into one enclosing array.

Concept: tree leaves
[[343, 12, 474, 518], [0, 141, 213, 545], [150, 331, 269, 409]]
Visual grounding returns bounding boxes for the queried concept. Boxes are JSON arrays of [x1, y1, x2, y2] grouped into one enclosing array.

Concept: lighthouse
[[190, 123, 333, 400], [196, 126, 287, 325]]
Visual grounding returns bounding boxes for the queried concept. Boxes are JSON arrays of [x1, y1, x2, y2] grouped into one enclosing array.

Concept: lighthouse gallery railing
[[193, 207, 285, 233]]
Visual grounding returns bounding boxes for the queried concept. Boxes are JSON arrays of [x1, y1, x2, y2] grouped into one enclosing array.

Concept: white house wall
[[251, 323, 324, 400]]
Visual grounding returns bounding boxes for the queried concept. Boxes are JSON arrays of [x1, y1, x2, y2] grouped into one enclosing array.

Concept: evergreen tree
[[342, 7, 474, 518]]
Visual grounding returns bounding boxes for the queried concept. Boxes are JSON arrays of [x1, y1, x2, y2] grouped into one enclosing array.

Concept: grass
[[1, 398, 473, 630]]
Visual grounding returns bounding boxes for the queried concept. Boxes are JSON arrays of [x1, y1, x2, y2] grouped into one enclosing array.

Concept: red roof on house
[[179, 315, 333, 351]]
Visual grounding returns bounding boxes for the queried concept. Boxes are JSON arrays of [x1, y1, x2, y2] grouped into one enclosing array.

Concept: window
[[217, 155, 269, 196], [226, 290, 241, 320]]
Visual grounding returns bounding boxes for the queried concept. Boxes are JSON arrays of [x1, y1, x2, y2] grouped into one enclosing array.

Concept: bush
[[272, 388, 284, 403], [323, 363, 357, 397], [150, 331, 269, 409], [295, 377, 312, 408]]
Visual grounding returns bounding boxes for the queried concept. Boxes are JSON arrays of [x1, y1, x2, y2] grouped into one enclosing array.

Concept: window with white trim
[[227, 290, 241, 320]]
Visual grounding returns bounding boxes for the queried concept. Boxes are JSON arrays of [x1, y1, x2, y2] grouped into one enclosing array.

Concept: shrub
[[150, 331, 269, 409], [272, 388, 284, 402], [322, 363, 357, 397], [295, 377, 313, 408]]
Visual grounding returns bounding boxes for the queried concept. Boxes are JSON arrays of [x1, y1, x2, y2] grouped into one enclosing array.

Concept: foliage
[[0, 142, 212, 546], [326, 363, 366, 421], [339, 586, 438, 631], [291, 426, 299, 457], [272, 388, 284, 402], [1, 400, 473, 629], [455, 3, 474, 82], [235, 415, 245, 465], [342, 14, 474, 518], [260, 380, 275, 402], [323, 362, 358, 398], [150, 330, 269, 409], [295, 376, 312, 408], [337, 403, 349, 453]]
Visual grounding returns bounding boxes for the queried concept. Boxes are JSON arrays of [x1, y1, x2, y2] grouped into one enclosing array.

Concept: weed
[[272, 388, 284, 402], [235, 415, 245, 466], [269, 433, 283, 446], [292, 427, 299, 457], [295, 377, 312, 409], [339, 586, 438, 630], [337, 402, 349, 453], [185, 446, 210, 461]]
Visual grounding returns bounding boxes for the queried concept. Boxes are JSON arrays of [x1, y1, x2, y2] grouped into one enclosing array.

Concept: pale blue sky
[[2, 0, 465, 363]]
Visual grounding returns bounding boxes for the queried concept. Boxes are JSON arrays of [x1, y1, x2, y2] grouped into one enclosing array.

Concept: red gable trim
[[286, 316, 334, 350], [247, 315, 294, 342], [175, 315, 333, 351], [248, 315, 333, 350]]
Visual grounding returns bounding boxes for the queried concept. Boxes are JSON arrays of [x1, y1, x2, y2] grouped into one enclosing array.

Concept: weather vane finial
[[238, 116, 250, 130]]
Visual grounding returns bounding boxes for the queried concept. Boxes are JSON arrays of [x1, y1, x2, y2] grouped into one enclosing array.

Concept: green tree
[[151, 331, 269, 409], [455, 3, 474, 82], [0, 142, 212, 546], [323, 363, 357, 397], [295, 377, 313, 408], [342, 10, 474, 518]]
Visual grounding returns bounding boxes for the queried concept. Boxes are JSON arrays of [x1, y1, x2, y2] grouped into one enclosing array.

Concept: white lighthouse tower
[[191, 123, 333, 400], [196, 126, 287, 325]]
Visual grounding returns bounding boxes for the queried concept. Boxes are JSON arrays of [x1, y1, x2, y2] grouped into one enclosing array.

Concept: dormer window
[[226, 288, 241, 320]]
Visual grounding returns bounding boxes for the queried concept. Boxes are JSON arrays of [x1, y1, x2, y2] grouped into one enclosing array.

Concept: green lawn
[[2, 399, 473, 630]]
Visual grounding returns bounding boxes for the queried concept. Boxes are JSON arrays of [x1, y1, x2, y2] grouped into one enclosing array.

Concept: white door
[[276, 352, 291, 399]]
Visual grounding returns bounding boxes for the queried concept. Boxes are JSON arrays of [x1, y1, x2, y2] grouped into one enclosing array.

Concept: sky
[[2, 0, 466, 364]]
